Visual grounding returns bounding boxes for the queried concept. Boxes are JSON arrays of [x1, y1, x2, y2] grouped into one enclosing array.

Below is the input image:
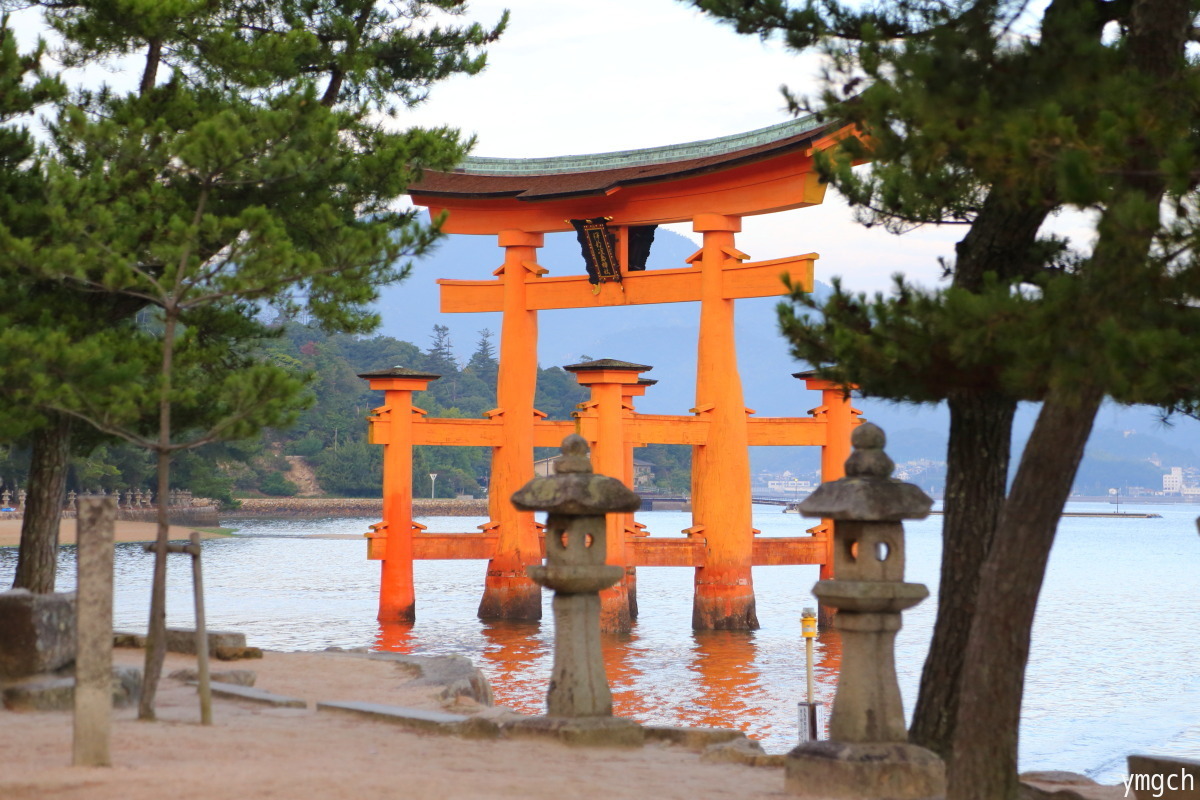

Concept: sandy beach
[[0, 519, 225, 548], [0, 647, 790, 800]]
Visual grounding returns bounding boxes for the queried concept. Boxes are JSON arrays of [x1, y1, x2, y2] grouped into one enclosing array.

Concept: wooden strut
[[143, 532, 212, 724]]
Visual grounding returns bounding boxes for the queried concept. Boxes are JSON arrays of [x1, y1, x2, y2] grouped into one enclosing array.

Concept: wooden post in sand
[[74, 496, 115, 767]]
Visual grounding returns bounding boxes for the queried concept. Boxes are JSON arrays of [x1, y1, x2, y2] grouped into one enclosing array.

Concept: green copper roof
[[460, 115, 824, 177]]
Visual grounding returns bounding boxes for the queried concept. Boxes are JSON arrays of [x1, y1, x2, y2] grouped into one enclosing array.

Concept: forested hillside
[[0, 321, 692, 506]]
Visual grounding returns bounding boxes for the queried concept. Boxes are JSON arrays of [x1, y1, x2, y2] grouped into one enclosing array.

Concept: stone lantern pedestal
[[507, 434, 645, 747], [787, 423, 945, 800]]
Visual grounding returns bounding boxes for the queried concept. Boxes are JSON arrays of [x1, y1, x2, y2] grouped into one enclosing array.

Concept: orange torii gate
[[363, 116, 861, 632]]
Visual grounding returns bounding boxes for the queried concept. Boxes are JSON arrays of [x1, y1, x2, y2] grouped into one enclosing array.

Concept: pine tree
[[695, 1, 1200, 798], [0, 14, 76, 595], [0, 0, 504, 719], [465, 328, 498, 380]]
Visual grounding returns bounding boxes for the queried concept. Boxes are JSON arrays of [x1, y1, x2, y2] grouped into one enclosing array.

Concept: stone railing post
[[508, 434, 644, 746], [787, 423, 943, 799]]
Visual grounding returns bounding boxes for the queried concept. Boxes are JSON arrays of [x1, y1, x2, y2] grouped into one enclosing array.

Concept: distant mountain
[[374, 232, 1200, 485]]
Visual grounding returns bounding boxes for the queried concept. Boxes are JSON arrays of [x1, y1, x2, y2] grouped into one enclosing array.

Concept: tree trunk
[[947, 387, 1102, 800], [139, 309, 177, 721], [12, 412, 72, 594], [909, 193, 1047, 755], [138, 446, 172, 721], [909, 389, 1013, 756]]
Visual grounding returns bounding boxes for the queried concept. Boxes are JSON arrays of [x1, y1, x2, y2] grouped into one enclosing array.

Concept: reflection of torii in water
[[362, 115, 862, 633]]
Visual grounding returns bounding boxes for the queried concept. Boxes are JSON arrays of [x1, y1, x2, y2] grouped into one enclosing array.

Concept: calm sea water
[[2, 502, 1197, 781]]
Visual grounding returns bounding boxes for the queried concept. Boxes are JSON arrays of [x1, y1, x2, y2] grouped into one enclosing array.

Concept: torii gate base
[[366, 115, 861, 632]]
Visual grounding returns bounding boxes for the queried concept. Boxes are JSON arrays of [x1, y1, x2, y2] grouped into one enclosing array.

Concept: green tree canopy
[[0, 0, 505, 719]]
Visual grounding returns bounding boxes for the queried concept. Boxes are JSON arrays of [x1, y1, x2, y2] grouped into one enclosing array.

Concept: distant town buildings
[[1162, 466, 1200, 497]]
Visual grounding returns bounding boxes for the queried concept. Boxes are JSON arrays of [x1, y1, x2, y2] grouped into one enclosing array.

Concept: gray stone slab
[[0, 590, 76, 679], [171, 668, 255, 687], [702, 737, 785, 768], [363, 652, 493, 705], [2, 666, 141, 712], [504, 715, 645, 748], [316, 700, 468, 733], [198, 681, 305, 708], [2, 676, 75, 711]]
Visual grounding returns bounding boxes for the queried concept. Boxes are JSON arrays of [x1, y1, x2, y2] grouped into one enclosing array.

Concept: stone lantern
[[788, 423, 944, 799], [509, 434, 644, 746]]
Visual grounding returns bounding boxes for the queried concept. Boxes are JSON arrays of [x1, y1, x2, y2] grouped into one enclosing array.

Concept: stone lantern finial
[[843, 424, 893, 478]]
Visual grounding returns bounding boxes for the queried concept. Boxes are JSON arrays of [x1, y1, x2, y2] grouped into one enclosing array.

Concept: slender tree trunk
[[947, 387, 1102, 800], [139, 311, 177, 721], [12, 412, 72, 593], [909, 389, 1014, 756]]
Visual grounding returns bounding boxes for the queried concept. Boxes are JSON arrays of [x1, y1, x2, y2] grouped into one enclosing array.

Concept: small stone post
[[787, 423, 944, 799], [508, 434, 645, 746], [74, 496, 115, 767]]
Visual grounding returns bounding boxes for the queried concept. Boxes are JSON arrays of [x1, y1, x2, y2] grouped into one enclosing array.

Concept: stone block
[[644, 726, 747, 750], [366, 652, 493, 706], [786, 741, 945, 800], [110, 665, 142, 708], [163, 628, 246, 655], [0, 590, 76, 679], [1126, 755, 1200, 800], [2, 676, 75, 711], [1020, 770, 1124, 800], [1, 666, 141, 711], [213, 646, 263, 661], [113, 632, 144, 648], [700, 737, 785, 768]]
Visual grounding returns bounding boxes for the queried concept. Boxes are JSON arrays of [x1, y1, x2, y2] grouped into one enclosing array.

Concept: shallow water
[[2, 502, 1197, 781]]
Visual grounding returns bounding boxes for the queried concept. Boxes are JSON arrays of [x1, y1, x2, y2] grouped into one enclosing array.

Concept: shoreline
[[226, 497, 489, 518], [0, 519, 226, 548]]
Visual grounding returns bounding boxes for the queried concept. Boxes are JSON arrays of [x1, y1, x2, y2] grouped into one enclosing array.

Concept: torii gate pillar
[[479, 230, 545, 621], [691, 213, 758, 631], [359, 368, 441, 624], [800, 372, 863, 626], [566, 359, 652, 633]]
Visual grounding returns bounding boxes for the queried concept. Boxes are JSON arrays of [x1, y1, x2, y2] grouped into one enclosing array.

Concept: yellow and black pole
[[798, 607, 819, 741]]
